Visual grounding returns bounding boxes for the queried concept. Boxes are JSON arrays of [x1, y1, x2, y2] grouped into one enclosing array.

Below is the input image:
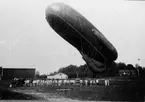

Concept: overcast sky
[[0, 0, 145, 74]]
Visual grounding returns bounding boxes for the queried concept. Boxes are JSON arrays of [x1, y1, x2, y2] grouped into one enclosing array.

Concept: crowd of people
[[9, 78, 113, 88]]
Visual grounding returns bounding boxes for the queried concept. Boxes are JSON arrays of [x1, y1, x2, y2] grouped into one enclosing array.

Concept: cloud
[[8, 35, 20, 51], [0, 40, 6, 45]]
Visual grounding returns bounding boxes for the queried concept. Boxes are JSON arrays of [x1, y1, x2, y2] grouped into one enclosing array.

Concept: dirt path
[[12, 87, 94, 102]]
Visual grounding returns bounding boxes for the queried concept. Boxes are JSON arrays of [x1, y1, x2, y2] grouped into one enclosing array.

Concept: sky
[[0, 0, 145, 74]]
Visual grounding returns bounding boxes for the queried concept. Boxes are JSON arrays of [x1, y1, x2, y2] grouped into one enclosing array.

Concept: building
[[47, 73, 68, 79], [2, 68, 35, 80], [119, 69, 137, 76], [0, 67, 3, 80]]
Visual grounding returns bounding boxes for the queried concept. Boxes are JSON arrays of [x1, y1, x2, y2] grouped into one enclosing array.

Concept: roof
[[48, 72, 67, 76], [3, 68, 35, 70]]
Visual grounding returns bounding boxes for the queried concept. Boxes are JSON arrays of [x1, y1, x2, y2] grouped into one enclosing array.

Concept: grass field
[[0, 76, 144, 101], [12, 77, 145, 101], [0, 87, 39, 100]]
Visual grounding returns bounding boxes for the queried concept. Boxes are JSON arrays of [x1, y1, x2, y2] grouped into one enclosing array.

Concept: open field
[[0, 87, 40, 100], [0, 76, 144, 101], [12, 85, 138, 101], [11, 77, 145, 101]]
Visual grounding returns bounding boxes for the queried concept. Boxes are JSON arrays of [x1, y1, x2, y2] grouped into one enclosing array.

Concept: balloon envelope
[[45, 3, 118, 64]]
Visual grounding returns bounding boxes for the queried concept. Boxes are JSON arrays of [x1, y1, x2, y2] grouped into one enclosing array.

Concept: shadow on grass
[[0, 87, 40, 100]]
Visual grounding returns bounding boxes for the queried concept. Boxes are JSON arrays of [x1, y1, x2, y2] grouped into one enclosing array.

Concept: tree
[[126, 64, 135, 70], [116, 62, 126, 69]]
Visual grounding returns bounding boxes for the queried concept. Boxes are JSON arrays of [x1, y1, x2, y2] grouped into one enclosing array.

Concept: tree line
[[48, 62, 145, 78], [36, 62, 145, 79]]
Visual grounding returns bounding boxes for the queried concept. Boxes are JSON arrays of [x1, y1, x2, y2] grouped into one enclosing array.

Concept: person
[[9, 84, 12, 88], [104, 79, 110, 86], [105, 80, 107, 86], [96, 79, 99, 85], [107, 79, 110, 86]]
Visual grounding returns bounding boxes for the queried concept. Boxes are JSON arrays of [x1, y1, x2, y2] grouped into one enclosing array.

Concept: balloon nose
[[45, 3, 64, 20], [45, 3, 72, 35]]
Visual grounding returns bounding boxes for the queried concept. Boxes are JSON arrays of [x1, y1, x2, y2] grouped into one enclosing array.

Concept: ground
[[0, 76, 144, 101]]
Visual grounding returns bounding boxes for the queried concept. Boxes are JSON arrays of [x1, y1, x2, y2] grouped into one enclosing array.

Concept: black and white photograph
[[0, 0, 145, 101]]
